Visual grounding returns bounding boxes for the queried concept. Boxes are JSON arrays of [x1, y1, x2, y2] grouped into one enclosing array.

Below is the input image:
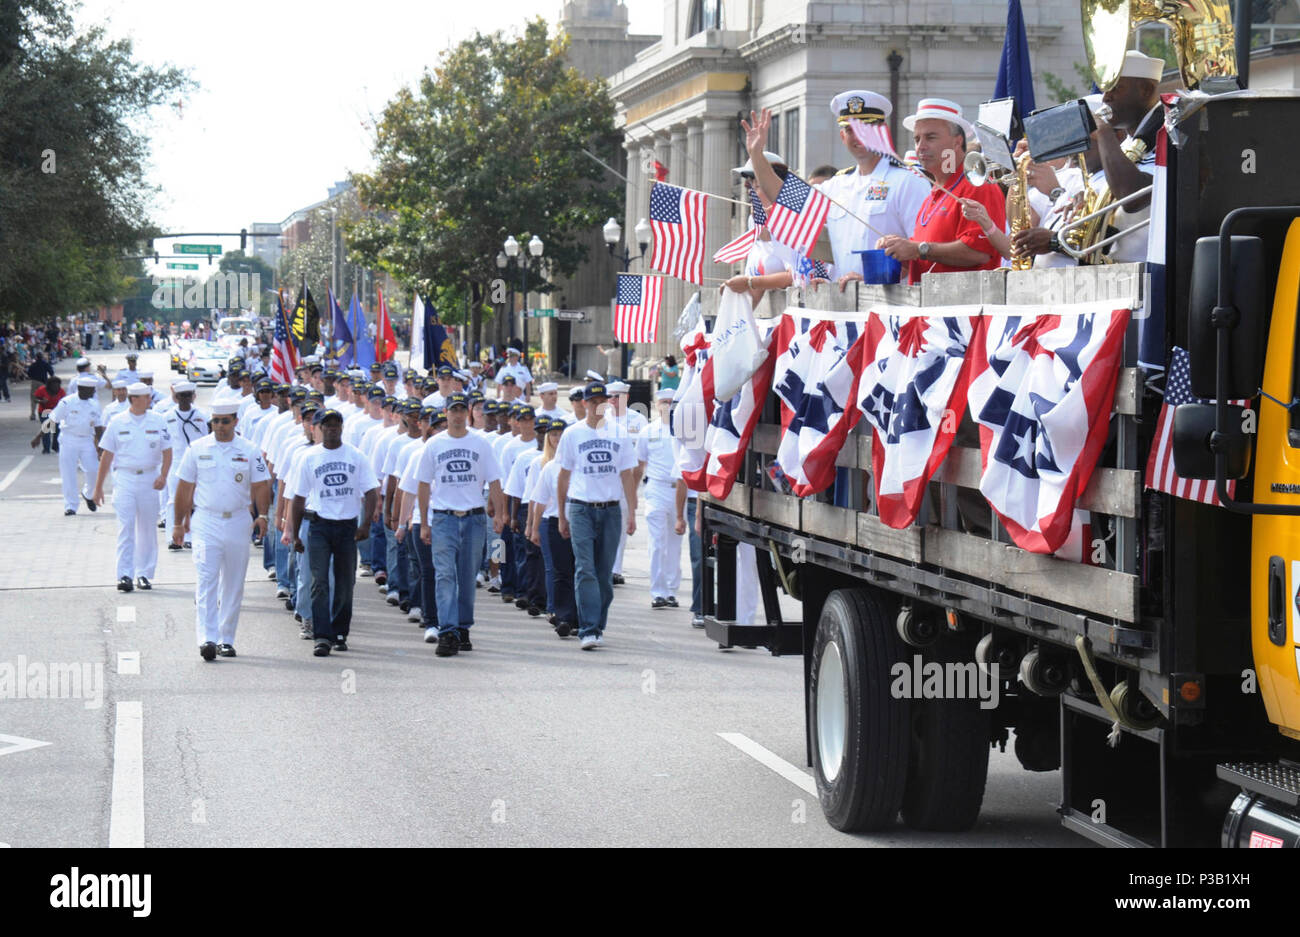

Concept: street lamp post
[[495, 250, 509, 353], [503, 234, 544, 374], [602, 217, 651, 379]]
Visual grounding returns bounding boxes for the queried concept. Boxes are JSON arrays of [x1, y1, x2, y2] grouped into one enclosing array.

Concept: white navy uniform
[[817, 162, 929, 278], [635, 419, 684, 601], [176, 434, 270, 646], [100, 409, 172, 581], [163, 405, 210, 542], [50, 395, 104, 513], [605, 407, 647, 577], [496, 362, 532, 388]]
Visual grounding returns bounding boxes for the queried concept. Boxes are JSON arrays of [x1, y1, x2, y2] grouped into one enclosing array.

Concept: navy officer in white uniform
[[173, 400, 271, 660], [92, 381, 172, 592], [50, 375, 105, 515]]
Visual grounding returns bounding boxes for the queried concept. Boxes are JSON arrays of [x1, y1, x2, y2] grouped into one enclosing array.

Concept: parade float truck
[[698, 89, 1300, 847]]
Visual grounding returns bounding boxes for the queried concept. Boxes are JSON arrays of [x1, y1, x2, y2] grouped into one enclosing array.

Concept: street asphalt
[[0, 346, 1079, 847]]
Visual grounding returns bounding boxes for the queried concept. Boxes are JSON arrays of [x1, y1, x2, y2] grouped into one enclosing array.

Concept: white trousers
[[735, 542, 760, 625], [113, 471, 161, 579], [58, 435, 97, 512], [613, 494, 628, 575], [645, 482, 682, 599], [162, 471, 187, 542], [193, 512, 252, 645]]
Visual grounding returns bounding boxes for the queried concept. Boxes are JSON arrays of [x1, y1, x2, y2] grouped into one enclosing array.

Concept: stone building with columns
[[607, 0, 1087, 373]]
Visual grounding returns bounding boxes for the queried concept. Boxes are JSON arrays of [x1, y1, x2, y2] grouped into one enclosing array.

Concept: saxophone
[[1007, 150, 1033, 271], [1062, 154, 1115, 265]]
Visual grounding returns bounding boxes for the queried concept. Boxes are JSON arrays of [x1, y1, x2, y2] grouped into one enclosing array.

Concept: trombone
[[1053, 185, 1153, 259]]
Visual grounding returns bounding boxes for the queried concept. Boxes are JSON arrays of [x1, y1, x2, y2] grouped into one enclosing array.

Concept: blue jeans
[[567, 501, 620, 638], [686, 498, 703, 615], [369, 519, 386, 572], [394, 532, 411, 602], [386, 526, 404, 595], [409, 523, 438, 626], [542, 517, 576, 624], [308, 516, 358, 639], [262, 487, 276, 569], [429, 511, 487, 635], [498, 518, 516, 595], [406, 524, 423, 612], [537, 517, 555, 614], [275, 535, 293, 592], [513, 501, 545, 608]]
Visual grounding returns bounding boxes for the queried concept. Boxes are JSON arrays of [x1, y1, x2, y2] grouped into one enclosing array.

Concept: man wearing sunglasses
[[173, 401, 271, 661]]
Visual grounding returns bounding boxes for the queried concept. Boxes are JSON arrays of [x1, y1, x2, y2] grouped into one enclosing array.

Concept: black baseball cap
[[445, 392, 469, 410], [513, 405, 535, 421], [313, 408, 344, 425], [367, 386, 385, 400], [583, 382, 608, 400], [436, 365, 453, 377]]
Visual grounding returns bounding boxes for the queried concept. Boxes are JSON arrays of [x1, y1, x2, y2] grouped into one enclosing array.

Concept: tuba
[[1082, 0, 1238, 92]]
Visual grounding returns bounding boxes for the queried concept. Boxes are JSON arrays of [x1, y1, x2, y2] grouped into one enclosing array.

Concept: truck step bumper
[[703, 617, 802, 656]]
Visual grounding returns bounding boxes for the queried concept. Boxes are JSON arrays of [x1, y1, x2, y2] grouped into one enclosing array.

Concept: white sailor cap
[[732, 151, 786, 175], [173, 380, 197, 393], [76, 357, 91, 367], [138, 369, 154, 379], [468, 360, 483, 369], [506, 347, 521, 356], [830, 90, 892, 126], [606, 380, 630, 394], [304, 354, 321, 365], [347, 369, 366, 381], [585, 369, 605, 382], [127, 382, 150, 396], [111, 379, 128, 389], [453, 370, 470, 382], [1119, 50, 1165, 82], [75, 375, 99, 388], [537, 381, 559, 393], [655, 387, 676, 401], [210, 401, 241, 416]]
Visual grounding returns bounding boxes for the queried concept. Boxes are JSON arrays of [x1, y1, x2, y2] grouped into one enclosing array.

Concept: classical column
[[700, 115, 733, 321]]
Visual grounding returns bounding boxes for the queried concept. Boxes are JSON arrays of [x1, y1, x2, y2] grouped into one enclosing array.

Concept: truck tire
[[900, 648, 990, 831], [810, 587, 909, 832]]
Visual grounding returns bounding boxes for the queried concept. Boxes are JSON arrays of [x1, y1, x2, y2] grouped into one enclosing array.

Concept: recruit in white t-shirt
[[291, 442, 378, 520], [414, 430, 502, 513], [555, 422, 637, 503]]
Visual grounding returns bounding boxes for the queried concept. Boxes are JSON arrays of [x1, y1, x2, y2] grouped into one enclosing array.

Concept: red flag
[[376, 287, 398, 362], [652, 160, 669, 182]]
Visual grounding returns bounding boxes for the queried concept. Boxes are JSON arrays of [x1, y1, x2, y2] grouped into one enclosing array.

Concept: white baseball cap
[[732, 151, 786, 175]]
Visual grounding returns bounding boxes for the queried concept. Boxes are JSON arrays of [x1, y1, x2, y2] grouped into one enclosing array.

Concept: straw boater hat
[[902, 98, 976, 141]]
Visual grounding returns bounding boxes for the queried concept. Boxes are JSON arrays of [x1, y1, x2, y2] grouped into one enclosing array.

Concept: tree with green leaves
[[217, 249, 275, 315], [347, 18, 621, 355], [0, 0, 190, 322]]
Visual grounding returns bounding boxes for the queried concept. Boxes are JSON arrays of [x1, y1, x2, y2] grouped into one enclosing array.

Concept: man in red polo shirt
[[876, 98, 1006, 285]]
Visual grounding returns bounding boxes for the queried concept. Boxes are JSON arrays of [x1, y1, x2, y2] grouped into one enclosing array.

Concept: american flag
[[269, 290, 299, 384], [614, 273, 662, 343], [1144, 346, 1243, 506], [794, 254, 832, 287], [712, 187, 768, 265], [649, 183, 708, 284], [766, 172, 832, 256]]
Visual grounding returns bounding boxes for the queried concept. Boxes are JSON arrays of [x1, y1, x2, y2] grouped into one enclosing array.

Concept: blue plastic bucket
[[855, 249, 902, 285]]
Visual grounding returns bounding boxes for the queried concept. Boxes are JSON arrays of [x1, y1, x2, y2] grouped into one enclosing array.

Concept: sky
[[73, 0, 661, 269]]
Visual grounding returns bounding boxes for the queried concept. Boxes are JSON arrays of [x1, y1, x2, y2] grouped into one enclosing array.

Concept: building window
[[768, 113, 780, 162], [784, 108, 800, 172], [689, 0, 722, 35]]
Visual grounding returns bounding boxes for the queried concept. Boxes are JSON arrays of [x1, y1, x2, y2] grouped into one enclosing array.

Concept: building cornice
[[739, 21, 1066, 66]]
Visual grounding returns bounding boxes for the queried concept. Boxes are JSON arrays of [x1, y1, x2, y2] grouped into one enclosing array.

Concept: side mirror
[[1187, 235, 1265, 400], [1171, 402, 1253, 481]]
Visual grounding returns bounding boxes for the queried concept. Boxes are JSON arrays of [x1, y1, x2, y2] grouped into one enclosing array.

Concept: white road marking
[[108, 701, 144, 848], [0, 456, 34, 493], [117, 606, 136, 623], [116, 652, 140, 675], [0, 734, 53, 758], [717, 732, 817, 795]]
